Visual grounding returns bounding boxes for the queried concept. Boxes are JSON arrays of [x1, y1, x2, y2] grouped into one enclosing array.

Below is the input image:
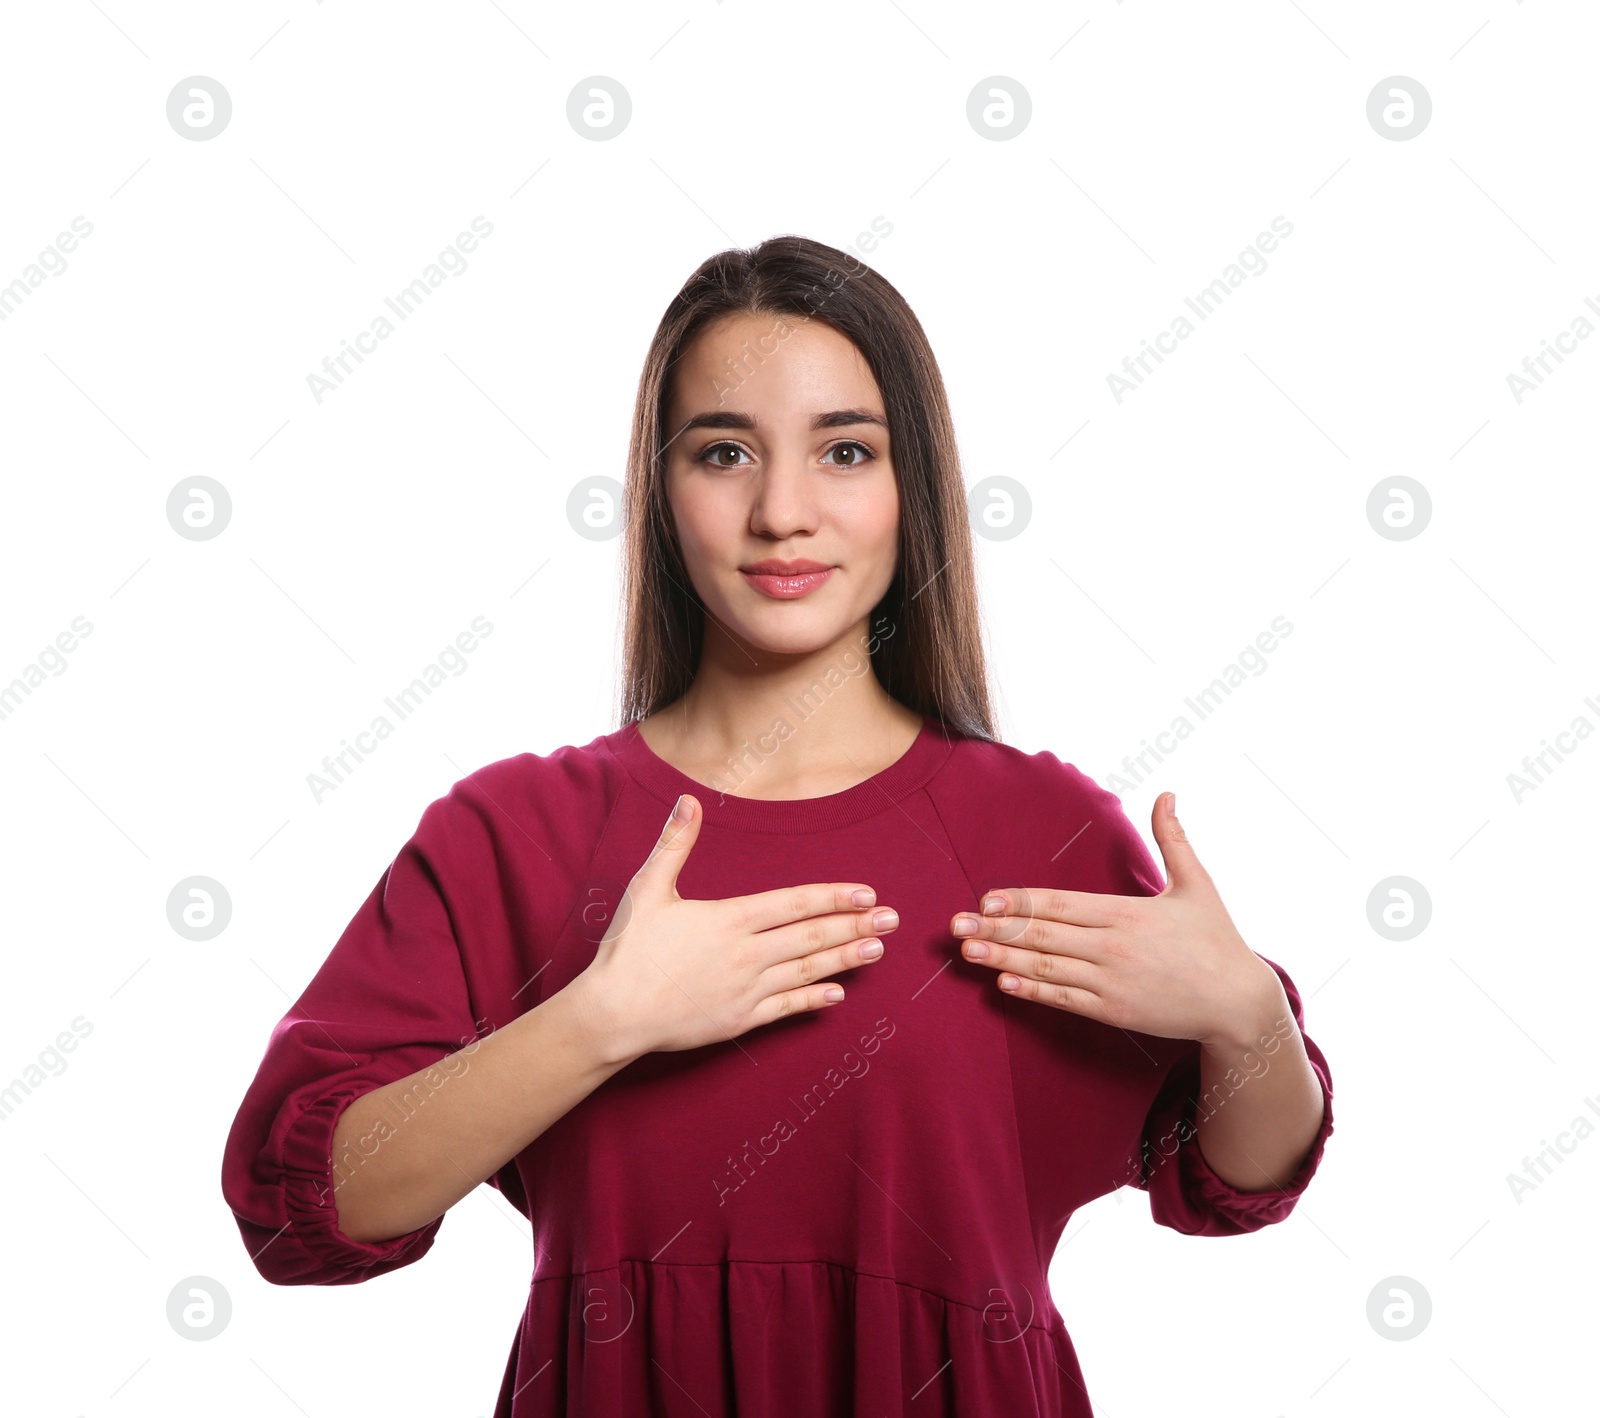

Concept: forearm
[[330, 975, 638, 1242], [1191, 975, 1327, 1193]]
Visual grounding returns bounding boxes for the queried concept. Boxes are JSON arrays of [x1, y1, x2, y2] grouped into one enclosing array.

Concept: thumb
[[1152, 791, 1209, 894], [638, 792, 701, 898]]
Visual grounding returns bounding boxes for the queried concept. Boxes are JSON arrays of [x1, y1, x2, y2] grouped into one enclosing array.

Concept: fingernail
[[672, 794, 690, 822], [823, 986, 844, 1002], [952, 915, 976, 936], [851, 888, 876, 908], [872, 908, 898, 932], [1167, 792, 1178, 817], [981, 896, 1005, 916], [860, 940, 883, 960]]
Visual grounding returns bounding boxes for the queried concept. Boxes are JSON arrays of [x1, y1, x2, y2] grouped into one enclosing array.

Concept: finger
[[738, 879, 882, 933], [634, 793, 703, 899], [973, 885, 1133, 930], [993, 970, 1109, 1021], [753, 905, 899, 972], [959, 935, 1101, 995], [1151, 792, 1209, 893], [762, 935, 886, 995], [953, 909, 1108, 961], [748, 979, 852, 1028]]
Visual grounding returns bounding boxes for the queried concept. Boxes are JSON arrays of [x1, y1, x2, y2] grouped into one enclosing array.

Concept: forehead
[[666, 311, 883, 420]]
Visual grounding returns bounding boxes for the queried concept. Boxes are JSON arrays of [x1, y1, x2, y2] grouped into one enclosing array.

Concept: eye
[[694, 439, 879, 469], [697, 441, 753, 468], [824, 440, 876, 468]]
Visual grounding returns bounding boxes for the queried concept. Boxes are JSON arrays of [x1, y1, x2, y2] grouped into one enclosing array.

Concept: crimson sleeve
[[220, 794, 485, 1285], [1134, 955, 1335, 1237], [1065, 770, 1336, 1236]]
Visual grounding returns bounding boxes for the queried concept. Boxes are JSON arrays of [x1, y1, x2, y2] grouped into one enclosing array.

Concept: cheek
[[666, 473, 706, 546], [668, 476, 734, 571], [875, 500, 900, 546], [853, 478, 899, 552]]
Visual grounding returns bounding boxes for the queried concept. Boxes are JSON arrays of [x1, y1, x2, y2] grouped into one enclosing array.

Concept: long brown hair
[[616, 234, 995, 741]]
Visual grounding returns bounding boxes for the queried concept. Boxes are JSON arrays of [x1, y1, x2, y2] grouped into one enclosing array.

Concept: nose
[[747, 447, 821, 540]]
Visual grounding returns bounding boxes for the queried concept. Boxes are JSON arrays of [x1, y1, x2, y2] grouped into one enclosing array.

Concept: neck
[[638, 620, 922, 800]]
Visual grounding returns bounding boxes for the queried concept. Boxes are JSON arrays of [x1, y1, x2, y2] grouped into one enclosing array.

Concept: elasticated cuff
[[266, 1079, 443, 1285], [1180, 1062, 1334, 1229]]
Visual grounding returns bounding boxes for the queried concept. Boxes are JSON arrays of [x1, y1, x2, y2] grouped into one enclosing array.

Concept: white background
[[2, 1, 1594, 1413]]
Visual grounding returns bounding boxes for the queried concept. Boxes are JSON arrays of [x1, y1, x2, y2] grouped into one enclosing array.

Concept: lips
[[741, 560, 833, 575], [739, 564, 836, 600]]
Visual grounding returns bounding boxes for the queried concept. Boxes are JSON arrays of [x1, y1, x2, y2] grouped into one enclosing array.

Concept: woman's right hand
[[571, 792, 896, 1061]]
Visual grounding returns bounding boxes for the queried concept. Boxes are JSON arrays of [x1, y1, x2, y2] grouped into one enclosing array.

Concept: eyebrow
[[672, 407, 889, 439]]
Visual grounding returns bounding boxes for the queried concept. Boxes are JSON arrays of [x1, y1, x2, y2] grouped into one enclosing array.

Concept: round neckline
[[605, 713, 957, 834]]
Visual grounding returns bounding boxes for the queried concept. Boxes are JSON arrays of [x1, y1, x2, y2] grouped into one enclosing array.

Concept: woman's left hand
[[950, 793, 1285, 1048]]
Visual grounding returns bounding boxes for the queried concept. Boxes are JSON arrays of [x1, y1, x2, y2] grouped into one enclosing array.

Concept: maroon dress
[[221, 715, 1334, 1415]]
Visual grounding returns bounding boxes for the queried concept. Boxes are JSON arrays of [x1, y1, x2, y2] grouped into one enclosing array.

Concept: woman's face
[[661, 311, 899, 658]]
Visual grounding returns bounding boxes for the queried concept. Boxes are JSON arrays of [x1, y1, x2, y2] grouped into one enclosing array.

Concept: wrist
[[563, 964, 649, 1071], [1198, 960, 1291, 1055]]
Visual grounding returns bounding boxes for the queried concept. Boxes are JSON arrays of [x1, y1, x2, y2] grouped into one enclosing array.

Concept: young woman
[[222, 236, 1334, 1417]]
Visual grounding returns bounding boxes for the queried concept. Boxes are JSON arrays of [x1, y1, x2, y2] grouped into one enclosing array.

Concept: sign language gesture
[[951, 793, 1286, 1049], [578, 793, 899, 1061]]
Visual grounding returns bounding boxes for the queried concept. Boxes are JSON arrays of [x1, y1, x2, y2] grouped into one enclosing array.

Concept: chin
[[726, 612, 850, 658]]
